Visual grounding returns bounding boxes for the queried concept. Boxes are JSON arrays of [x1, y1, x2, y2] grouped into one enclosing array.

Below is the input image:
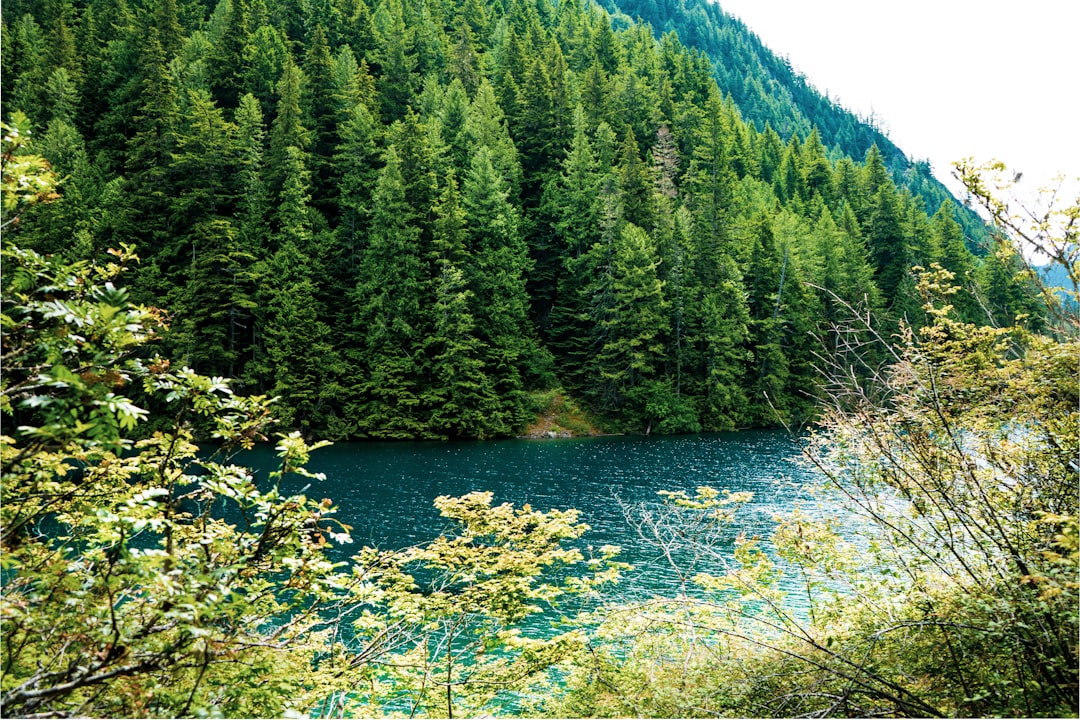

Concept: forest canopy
[[2, 0, 1077, 717], [0, 0, 1044, 439]]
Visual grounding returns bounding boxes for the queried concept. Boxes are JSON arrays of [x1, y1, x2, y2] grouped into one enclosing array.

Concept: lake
[[264, 429, 827, 605]]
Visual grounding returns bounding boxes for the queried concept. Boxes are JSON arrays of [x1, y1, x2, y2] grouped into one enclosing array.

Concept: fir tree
[[587, 223, 670, 430], [348, 146, 431, 438], [267, 54, 311, 193]]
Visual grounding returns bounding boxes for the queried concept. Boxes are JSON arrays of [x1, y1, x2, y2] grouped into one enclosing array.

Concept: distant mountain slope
[[598, 0, 989, 245]]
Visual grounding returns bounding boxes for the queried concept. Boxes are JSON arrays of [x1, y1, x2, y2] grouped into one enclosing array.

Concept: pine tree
[[334, 98, 381, 273], [745, 214, 790, 423], [587, 223, 670, 430], [150, 0, 184, 60], [255, 239, 338, 433], [546, 107, 605, 367], [426, 173, 505, 437], [235, 93, 270, 261], [464, 79, 523, 199], [241, 24, 289, 118], [117, 29, 180, 293], [579, 61, 613, 130], [448, 18, 481, 95], [340, 0, 379, 66], [977, 244, 1044, 331], [163, 89, 265, 378], [302, 24, 339, 220], [176, 218, 258, 377], [426, 263, 505, 438], [514, 41, 573, 191], [865, 183, 909, 302], [267, 54, 311, 193], [616, 69, 661, 156], [210, 0, 249, 111], [374, 0, 418, 121], [616, 127, 655, 232], [347, 146, 431, 438], [440, 79, 472, 175], [42, 0, 82, 87], [684, 88, 737, 282], [931, 203, 979, 322], [462, 146, 536, 425], [5, 14, 50, 121], [273, 145, 316, 258], [695, 255, 751, 430], [800, 127, 833, 204]]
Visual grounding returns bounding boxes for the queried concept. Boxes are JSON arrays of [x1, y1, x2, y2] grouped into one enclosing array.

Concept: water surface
[[265, 430, 822, 602]]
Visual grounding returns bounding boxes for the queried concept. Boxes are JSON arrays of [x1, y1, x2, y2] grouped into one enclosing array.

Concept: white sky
[[713, 0, 1080, 200]]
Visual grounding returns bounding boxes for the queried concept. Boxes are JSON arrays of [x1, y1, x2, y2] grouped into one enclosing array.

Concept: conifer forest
[[1, 0, 1038, 439], [2, 0, 1076, 716]]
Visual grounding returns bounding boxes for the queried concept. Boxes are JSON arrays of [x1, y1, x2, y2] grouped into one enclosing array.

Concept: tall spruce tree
[[587, 223, 670, 430], [462, 146, 536, 427], [267, 54, 311, 193], [348, 146, 431, 438]]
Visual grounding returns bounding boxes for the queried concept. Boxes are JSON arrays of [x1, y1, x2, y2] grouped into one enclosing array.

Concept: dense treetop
[[1, 0, 1039, 438], [1, 4, 1075, 716]]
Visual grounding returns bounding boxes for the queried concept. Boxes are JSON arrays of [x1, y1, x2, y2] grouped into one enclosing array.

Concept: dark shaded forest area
[[1, 0, 1041, 439]]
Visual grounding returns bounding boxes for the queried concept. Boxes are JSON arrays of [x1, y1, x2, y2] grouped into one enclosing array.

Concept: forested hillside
[[596, 0, 990, 242], [1, 0, 1039, 439]]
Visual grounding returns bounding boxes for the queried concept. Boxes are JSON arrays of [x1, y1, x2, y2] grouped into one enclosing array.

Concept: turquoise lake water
[[260, 429, 828, 604]]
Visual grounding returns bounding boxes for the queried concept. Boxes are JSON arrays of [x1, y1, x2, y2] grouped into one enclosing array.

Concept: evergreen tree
[[546, 107, 606, 369], [462, 146, 536, 425], [616, 127, 655, 232], [616, 69, 661, 155], [340, 0, 379, 67], [334, 98, 381, 274], [448, 18, 482, 95], [273, 145, 317, 261], [800, 127, 833, 204], [255, 239, 338, 433], [694, 252, 751, 430], [865, 183, 910, 302], [426, 173, 505, 437], [241, 24, 289, 118], [931, 203, 979, 322], [744, 214, 790, 423], [813, 206, 879, 323], [374, 0, 418, 121], [464, 79, 523, 199], [115, 29, 180, 298], [348, 146, 431, 438], [235, 93, 271, 261], [977, 244, 1043, 331], [302, 24, 340, 220], [5, 15, 49, 121], [210, 0, 250, 110], [579, 61, 614, 130], [587, 223, 670, 430], [426, 263, 505, 437], [42, 0, 82, 86], [267, 54, 311, 193], [150, 0, 184, 60], [440, 79, 472, 175], [514, 41, 573, 191], [684, 88, 737, 281]]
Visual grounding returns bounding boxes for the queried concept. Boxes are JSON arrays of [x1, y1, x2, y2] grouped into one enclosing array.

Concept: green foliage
[[554, 171, 1079, 719], [0, 243, 345, 717], [1, 213, 610, 718], [1, 113, 61, 227], [1, 0, 1032, 439], [347, 491, 619, 718]]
